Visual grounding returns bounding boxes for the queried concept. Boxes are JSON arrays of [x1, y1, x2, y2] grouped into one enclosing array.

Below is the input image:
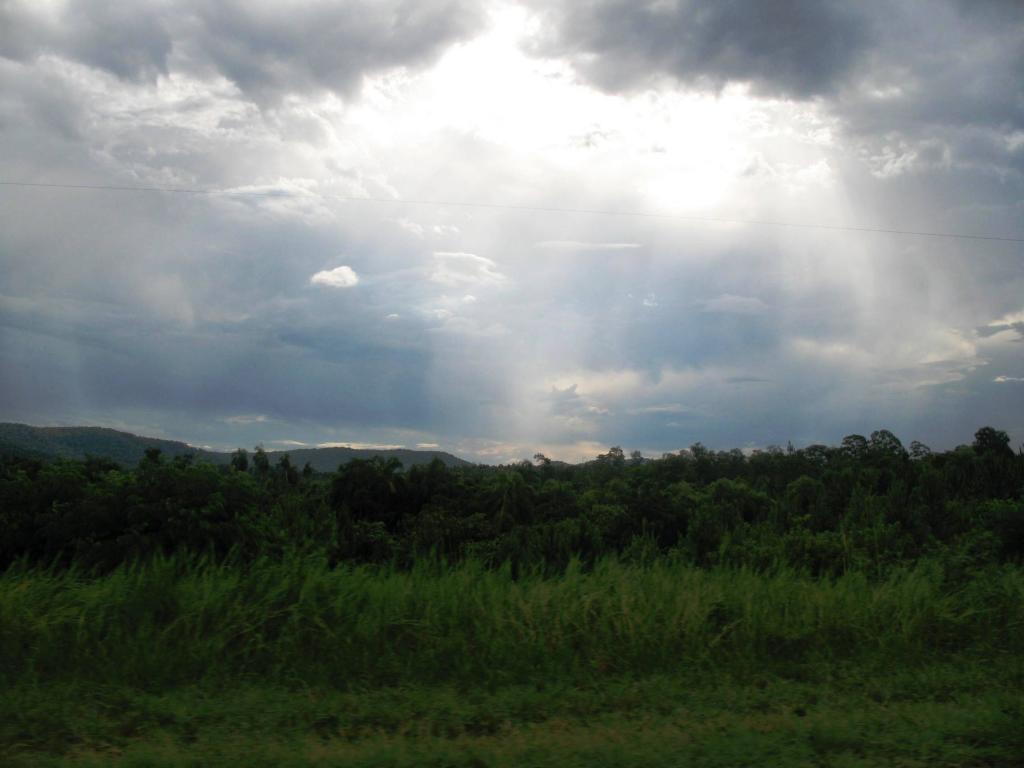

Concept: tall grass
[[2, 554, 1022, 690]]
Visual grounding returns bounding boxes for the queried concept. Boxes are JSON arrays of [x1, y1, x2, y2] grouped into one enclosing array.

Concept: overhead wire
[[1, 179, 1021, 244]]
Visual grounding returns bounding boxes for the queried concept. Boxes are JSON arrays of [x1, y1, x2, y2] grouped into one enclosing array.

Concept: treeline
[[1, 427, 1021, 574]]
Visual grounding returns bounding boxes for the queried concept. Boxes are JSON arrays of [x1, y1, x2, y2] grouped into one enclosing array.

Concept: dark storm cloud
[[528, 1, 1023, 117], [835, 1, 1024, 175], [529, 0, 1024, 238], [0, 177, 520, 448], [0, 59, 87, 141], [544, 383, 609, 422], [527, 0, 870, 98], [0, 265, 436, 431], [0, 1, 172, 80], [532, 1, 1024, 138], [0, 0, 483, 101], [183, 0, 483, 102]]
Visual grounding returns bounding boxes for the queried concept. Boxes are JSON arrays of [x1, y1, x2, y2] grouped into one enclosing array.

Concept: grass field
[[2, 555, 1022, 766]]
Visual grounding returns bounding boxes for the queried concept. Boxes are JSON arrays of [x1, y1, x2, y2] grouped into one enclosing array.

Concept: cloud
[[526, 0, 870, 99], [535, 240, 642, 251], [1, 1, 1022, 462], [994, 376, 1024, 384], [525, 0, 1024, 229], [979, 310, 1024, 341], [223, 414, 269, 425], [310, 265, 359, 288], [702, 294, 768, 314], [990, 310, 1024, 326], [317, 441, 406, 450], [627, 403, 691, 415], [0, 0, 484, 103], [430, 252, 505, 287], [395, 219, 425, 236], [0, 1, 173, 82], [543, 383, 610, 431]]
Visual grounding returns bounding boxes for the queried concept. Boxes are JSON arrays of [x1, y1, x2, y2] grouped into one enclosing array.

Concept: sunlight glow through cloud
[[1, 0, 1021, 461]]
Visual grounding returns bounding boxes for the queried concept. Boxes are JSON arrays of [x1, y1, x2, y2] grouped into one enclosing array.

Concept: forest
[[2, 426, 1022, 574], [2, 427, 1023, 766]]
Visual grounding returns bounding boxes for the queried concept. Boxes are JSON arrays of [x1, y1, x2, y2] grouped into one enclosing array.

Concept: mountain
[[0, 423, 205, 466], [0, 423, 472, 470], [252, 446, 471, 472]]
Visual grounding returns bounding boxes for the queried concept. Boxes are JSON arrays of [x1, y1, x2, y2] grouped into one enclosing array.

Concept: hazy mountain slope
[[0, 424, 472, 470], [258, 447, 471, 472], [0, 424, 204, 466]]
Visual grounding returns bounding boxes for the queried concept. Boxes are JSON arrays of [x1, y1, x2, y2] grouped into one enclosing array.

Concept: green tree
[[909, 441, 932, 461], [252, 446, 270, 478], [230, 448, 249, 472], [870, 429, 906, 458], [973, 426, 1012, 457], [840, 434, 869, 460]]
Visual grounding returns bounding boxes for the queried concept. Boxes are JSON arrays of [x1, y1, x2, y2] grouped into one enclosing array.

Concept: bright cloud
[[430, 252, 505, 287], [223, 414, 269, 425], [317, 442, 406, 450], [535, 241, 642, 251], [310, 266, 360, 288]]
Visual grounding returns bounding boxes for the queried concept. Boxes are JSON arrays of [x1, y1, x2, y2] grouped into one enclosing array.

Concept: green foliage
[[4, 667, 1023, 766], [2, 554, 1022, 691], [1, 554, 1022, 765], [1, 425, 1021, 574], [2, 425, 1023, 766]]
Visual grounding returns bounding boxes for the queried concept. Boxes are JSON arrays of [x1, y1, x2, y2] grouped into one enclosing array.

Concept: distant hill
[[0, 423, 205, 467], [0, 423, 473, 471], [257, 446, 472, 472]]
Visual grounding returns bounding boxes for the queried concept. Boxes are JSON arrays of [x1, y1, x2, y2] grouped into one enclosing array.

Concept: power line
[[1, 179, 1022, 244]]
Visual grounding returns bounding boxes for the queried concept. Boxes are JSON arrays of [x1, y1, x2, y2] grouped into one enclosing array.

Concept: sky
[[1, 0, 1022, 463]]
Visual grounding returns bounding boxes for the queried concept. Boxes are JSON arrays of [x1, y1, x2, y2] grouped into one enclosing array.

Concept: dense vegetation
[[3, 554, 1022, 765], [2, 426, 1021, 574], [0, 422, 468, 474], [1, 426, 1022, 765]]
